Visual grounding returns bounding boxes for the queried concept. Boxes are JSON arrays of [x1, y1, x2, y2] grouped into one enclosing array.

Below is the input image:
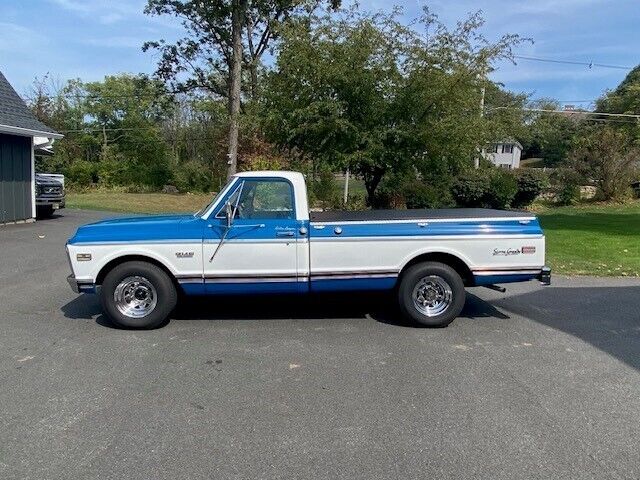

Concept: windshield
[[194, 177, 235, 217]]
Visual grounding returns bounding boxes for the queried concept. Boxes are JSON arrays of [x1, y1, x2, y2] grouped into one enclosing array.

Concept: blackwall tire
[[398, 261, 465, 327], [100, 261, 177, 329]]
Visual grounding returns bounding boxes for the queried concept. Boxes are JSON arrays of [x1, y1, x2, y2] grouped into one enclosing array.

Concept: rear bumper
[[538, 266, 552, 285]]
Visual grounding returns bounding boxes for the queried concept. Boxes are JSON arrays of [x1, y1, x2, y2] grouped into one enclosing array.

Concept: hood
[[68, 214, 202, 244], [35, 174, 63, 186]]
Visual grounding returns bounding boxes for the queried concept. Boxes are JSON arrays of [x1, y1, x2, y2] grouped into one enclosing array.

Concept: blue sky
[[1, 0, 638, 107]]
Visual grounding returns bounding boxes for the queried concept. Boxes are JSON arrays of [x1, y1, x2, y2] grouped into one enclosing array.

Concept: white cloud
[[0, 22, 44, 52]]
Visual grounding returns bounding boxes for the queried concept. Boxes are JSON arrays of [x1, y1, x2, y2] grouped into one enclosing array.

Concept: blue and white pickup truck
[[66, 171, 550, 328]]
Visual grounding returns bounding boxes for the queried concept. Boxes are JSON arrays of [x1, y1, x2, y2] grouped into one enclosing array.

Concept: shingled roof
[[0, 71, 62, 138]]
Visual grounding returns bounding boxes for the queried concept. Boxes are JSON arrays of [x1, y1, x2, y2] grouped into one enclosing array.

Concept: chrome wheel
[[412, 275, 453, 317], [113, 276, 158, 318]]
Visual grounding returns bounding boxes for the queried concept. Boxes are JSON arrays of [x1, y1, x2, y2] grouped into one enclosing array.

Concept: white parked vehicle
[[66, 171, 550, 328]]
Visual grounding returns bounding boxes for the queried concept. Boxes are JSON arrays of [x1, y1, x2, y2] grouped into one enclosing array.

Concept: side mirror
[[225, 200, 233, 228]]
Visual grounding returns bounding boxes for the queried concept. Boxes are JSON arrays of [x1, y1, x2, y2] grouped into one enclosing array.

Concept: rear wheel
[[100, 261, 177, 329], [398, 261, 465, 327]]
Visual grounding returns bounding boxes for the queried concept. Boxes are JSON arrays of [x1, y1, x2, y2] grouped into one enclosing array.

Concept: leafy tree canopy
[[262, 6, 527, 202]]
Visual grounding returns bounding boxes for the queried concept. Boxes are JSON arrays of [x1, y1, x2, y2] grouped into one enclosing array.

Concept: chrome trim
[[310, 216, 537, 226], [205, 276, 299, 284], [310, 234, 544, 242], [204, 238, 308, 244], [311, 273, 398, 281], [309, 269, 398, 277], [69, 240, 203, 246], [473, 269, 543, 276]]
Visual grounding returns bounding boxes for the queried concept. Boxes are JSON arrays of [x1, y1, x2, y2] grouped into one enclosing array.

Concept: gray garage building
[[0, 71, 62, 224]]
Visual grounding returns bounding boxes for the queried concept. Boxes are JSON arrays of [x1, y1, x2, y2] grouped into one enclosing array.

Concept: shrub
[[451, 171, 491, 207], [372, 174, 407, 209], [65, 161, 96, 187], [486, 169, 518, 209], [96, 159, 130, 187], [310, 169, 339, 204], [372, 174, 454, 209], [172, 161, 215, 193], [512, 169, 549, 208], [403, 180, 454, 209], [552, 168, 582, 206]]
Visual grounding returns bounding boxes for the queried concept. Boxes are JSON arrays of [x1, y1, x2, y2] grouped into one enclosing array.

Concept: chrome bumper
[[36, 197, 65, 208], [67, 274, 80, 293], [67, 275, 96, 294], [538, 266, 551, 285]]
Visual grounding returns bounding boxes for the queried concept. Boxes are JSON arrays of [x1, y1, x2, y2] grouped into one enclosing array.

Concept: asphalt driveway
[[1, 209, 639, 479]]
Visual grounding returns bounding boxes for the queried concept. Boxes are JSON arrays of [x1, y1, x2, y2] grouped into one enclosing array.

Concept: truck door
[[202, 177, 303, 294]]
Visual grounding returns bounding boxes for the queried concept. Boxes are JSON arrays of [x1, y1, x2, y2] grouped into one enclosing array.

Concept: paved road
[[1, 209, 639, 479]]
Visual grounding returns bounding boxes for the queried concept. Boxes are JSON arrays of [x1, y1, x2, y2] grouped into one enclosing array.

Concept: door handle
[[276, 231, 295, 237]]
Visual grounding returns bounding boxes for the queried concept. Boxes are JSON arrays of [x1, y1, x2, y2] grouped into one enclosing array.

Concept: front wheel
[[100, 261, 177, 329], [398, 261, 466, 327]]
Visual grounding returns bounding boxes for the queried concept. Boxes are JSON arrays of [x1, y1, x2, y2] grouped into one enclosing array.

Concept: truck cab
[[66, 171, 550, 329]]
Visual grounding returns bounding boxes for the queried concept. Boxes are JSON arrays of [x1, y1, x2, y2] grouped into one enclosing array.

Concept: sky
[[1, 0, 638, 107]]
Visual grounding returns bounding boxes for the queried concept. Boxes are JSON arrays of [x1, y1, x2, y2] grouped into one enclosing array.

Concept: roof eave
[[0, 123, 63, 139]]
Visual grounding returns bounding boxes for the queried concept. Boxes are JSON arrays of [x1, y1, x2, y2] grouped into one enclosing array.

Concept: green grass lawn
[[67, 191, 213, 214], [67, 191, 640, 277], [537, 201, 640, 277]]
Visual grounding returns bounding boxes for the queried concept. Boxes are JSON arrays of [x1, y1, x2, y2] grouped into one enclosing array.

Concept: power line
[[513, 55, 634, 70], [524, 108, 640, 119]]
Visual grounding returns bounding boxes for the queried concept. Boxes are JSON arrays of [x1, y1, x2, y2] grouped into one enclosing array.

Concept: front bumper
[[36, 196, 66, 208], [538, 266, 551, 285], [67, 275, 96, 294]]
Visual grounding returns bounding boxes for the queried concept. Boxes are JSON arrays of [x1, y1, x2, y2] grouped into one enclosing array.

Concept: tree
[[521, 99, 583, 166], [262, 7, 526, 204], [570, 126, 639, 200], [143, 0, 340, 179], [596, 64, 640, 141]]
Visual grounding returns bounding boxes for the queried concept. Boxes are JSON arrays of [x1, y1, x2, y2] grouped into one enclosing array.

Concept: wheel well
[[400, 252, 474, 286], [95, 255, 177, 287]]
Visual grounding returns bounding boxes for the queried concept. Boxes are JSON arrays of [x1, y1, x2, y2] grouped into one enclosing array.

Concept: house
[[0, 71, 62, 224], [484, 140, 523, 169]]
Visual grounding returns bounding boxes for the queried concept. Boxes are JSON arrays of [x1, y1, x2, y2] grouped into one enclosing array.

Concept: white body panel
[[202, 239, 299, 279], [308, 235, 545, 275], [67, 242, 204, 283]]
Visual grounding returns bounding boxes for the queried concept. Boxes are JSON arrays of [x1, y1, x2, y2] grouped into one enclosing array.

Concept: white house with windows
[[484, 140, 522, 169]]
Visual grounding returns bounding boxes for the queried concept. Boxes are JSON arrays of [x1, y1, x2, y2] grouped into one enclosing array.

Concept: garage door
[[0, 133, 32, 223]]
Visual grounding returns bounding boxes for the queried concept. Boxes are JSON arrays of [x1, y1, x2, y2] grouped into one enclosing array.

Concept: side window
[[236, 180, 294, 220]]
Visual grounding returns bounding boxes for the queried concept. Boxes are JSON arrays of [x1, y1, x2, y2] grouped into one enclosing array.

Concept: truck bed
[[309, 208, 533, 223]]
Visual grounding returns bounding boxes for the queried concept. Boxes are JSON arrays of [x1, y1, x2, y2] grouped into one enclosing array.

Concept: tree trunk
[[364, 169, 384, 207], [249, 62, 259, 101], [226, 0, 246, 179]]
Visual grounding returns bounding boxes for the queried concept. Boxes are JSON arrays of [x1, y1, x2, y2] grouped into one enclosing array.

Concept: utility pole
[[343, 168, 350, 205]]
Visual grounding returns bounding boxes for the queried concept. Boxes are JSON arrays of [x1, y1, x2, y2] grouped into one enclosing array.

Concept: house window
[[488, 144, 498, 153], [500, 164, 512, 170], [502, 144, 513, 154]]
